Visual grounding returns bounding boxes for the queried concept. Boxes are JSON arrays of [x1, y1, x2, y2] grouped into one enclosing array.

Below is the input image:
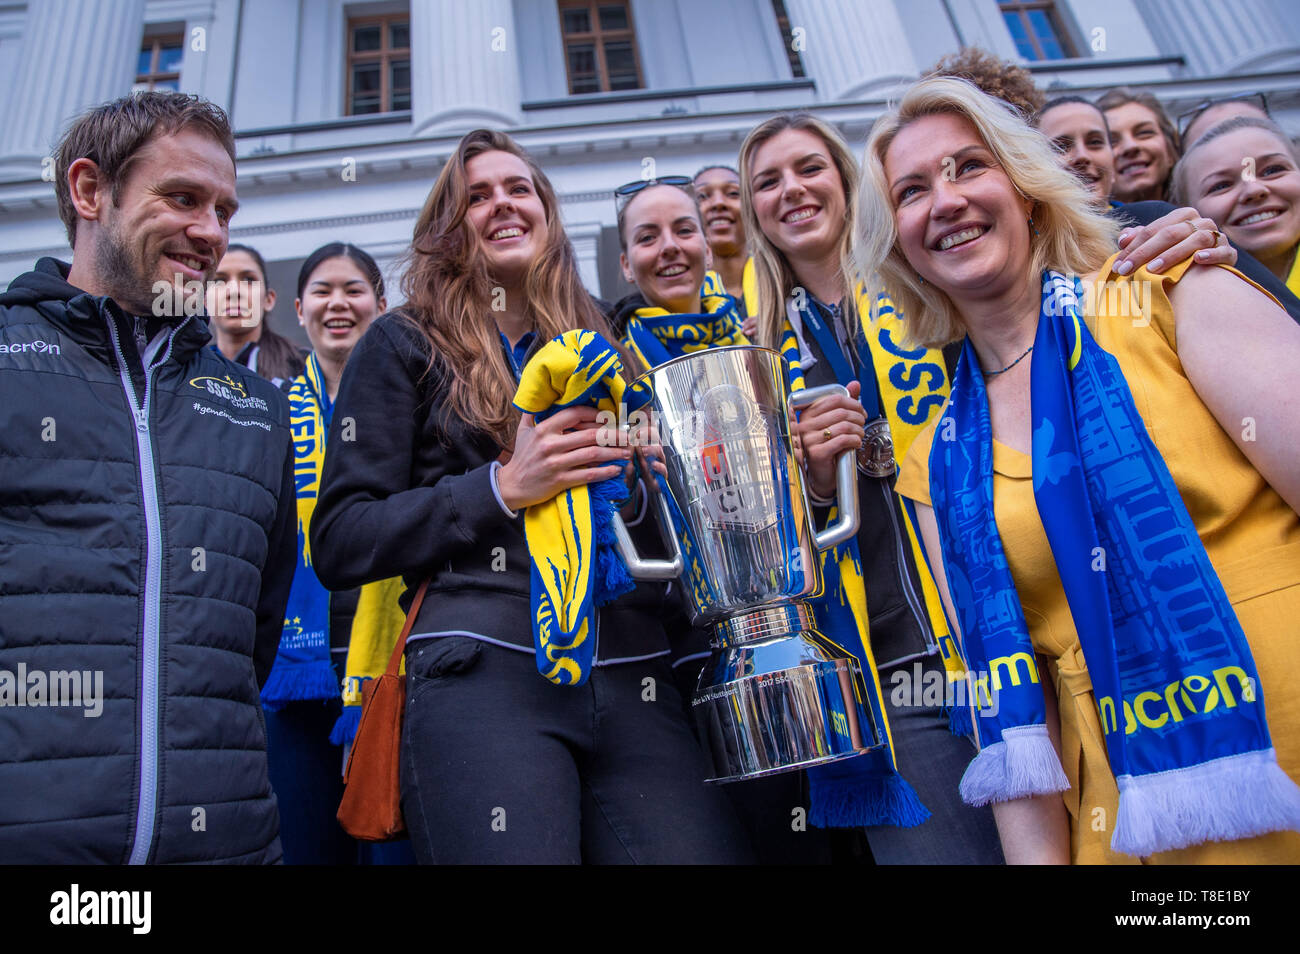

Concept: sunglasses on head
[[613, 175, 694, 214], [1177, 92, 1270, 142]]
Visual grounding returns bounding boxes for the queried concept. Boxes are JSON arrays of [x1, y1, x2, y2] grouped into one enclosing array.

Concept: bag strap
[[384, 578, 431, 676]]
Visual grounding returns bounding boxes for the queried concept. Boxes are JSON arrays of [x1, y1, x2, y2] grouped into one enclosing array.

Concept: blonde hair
[[857, 76, 1118, 348], [739, 113, 863, 350]]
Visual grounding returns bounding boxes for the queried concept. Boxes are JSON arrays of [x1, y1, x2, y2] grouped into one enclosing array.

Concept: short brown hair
[[54, 91, 236, 246], [924, 47, 1045, 119]]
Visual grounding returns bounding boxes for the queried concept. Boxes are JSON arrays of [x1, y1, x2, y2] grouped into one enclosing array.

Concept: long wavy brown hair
[[400, 129, 621, 447]]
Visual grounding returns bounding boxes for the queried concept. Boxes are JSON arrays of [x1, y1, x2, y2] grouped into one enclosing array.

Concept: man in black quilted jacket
[[0, 92, 295, 863]]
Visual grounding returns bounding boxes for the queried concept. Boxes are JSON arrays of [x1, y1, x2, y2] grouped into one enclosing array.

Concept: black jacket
[[0, 259, 295, 864], [311, 312, 675, 663], [1115, 201, 1300, 323]]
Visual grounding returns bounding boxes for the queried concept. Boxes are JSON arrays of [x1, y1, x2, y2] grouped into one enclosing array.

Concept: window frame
[[558, 0, 644, 95], [769, 0, 806, 79], [344, 12, 412, 116], [135, 33, 184, 91], [998, 0, 1077, 61]]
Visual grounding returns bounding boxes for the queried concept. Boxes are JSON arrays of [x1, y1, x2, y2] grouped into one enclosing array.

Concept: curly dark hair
[[924, 47, 1046, 120]]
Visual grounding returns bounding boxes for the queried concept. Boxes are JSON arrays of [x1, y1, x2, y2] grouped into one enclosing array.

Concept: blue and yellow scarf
[[264, 353, 407, 743], [931, 271, 1300, 855], [777, 318, 932, 827], [620, 273, 748, 371], [513, 330, 650, 686], [262, 353, 344, 709]]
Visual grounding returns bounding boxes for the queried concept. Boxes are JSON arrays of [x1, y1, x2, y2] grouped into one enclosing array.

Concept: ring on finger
[[823, 428, 834, 442]]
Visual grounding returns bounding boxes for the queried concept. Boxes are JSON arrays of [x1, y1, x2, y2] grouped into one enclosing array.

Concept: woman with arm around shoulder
[[863, 75, 1300, 864], [309, 129, 749, 865]]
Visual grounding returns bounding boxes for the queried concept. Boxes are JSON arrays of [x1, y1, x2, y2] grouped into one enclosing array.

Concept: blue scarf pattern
[[262, 353, 338, 709], [931, 271, 1300, 855], [620, 283, 747, 372]]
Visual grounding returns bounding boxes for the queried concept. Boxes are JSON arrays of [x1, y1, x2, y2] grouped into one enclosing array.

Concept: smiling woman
[[1097, 87, 1180, 203], [1034, 97, 1116, 206], [693, 165, 749, 306], [259, 240, 404, 865], [863, 76, 1300, 865], [309, 128, 750, 865], [736, 111, 1007, 865], [1173, 117, 1300, 291]]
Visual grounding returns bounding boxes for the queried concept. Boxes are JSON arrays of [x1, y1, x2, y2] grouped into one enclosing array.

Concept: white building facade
[[2, 0, 1299, 334]]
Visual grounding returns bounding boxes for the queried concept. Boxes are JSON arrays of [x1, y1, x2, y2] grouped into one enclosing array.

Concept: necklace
[[983, 344, 1033, 376]]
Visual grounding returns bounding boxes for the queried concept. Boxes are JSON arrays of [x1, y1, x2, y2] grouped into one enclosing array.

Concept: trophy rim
[[629, 343, 783, 390]]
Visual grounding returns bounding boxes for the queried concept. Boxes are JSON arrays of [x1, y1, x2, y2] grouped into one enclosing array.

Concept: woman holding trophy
[[867, 76, 1300, 863], [738, 112, 1005, 863], [309, 129, 748, 864]]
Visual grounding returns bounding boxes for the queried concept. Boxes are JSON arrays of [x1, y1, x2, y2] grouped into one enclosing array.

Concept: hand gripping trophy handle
[[786, 383, 860, 550]]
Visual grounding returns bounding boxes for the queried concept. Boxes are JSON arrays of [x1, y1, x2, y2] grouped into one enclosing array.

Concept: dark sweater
[[310, 311, 673, 662], [1115, 201, 1300, 323]]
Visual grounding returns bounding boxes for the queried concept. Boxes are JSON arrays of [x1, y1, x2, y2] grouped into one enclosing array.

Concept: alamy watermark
[[0, 663, 103, 717]]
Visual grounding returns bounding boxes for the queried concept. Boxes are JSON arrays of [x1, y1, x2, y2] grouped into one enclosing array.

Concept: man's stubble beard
[[95, 212, 164, 317]]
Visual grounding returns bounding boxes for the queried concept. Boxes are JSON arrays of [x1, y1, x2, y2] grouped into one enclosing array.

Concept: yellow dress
[[895, 258, 1300, 864]]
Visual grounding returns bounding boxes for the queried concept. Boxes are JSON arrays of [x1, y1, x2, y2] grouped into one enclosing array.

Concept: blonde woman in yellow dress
[[860, 76, 1300, 864]]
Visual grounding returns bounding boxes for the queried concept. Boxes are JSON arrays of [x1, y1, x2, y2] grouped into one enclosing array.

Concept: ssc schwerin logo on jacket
[[189, 374, 270, 413]]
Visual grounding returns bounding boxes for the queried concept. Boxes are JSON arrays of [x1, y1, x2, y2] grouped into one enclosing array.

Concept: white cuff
[[489, 460, 519, 518]]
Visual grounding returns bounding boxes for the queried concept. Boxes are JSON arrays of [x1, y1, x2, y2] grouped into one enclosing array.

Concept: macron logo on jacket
[[0, 337, 61, 356]]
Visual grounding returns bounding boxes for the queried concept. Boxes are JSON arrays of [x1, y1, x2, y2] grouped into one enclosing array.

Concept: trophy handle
[[611, 489, 685, 580], [788, 384, 861, 551]]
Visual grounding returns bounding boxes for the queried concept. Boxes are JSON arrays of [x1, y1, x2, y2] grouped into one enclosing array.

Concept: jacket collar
[[2, 257, 213, 363]]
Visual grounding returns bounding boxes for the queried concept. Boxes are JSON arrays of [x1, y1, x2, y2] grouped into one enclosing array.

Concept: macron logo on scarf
[[932, 269, 1300, 856]]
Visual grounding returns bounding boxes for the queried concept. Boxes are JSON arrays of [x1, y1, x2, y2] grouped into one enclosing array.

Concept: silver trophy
[[612, 345, 883, 783]]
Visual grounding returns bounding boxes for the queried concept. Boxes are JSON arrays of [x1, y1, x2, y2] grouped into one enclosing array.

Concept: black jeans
[[399, 637, 753, 864], [862, 652, 1006, 864]]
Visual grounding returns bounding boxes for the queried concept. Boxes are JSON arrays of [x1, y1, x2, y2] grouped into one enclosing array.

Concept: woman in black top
[[310, 129, 748, 864]]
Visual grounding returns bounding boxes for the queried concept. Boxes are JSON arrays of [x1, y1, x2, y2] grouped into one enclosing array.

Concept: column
[[0, 0, 146, 178], [409, 0, 522, 137], [783, 0, 918, 102], [567, 225, 603, 299], [1132, 0, 1296, 76]]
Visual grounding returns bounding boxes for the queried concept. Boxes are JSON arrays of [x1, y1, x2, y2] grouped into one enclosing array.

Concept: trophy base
[[692, 602, 882, 784]]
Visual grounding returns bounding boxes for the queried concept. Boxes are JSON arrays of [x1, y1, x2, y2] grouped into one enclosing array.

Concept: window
[[558, 1, 642, 95], [135, 34, 184, 91], [770, 0, 806, 79], [346, 14, 411, 115], [999, 1, 1075, 61]]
